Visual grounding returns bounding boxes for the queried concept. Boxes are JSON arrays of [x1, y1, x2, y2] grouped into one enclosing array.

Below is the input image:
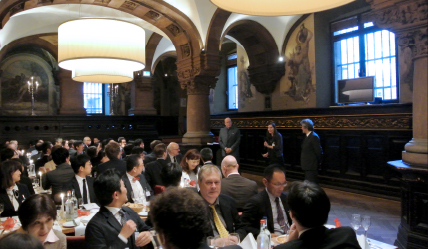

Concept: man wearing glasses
[[241, 165, 292, 238]]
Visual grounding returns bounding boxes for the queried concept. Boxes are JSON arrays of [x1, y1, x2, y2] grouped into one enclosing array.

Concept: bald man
[[219, 118, 241, 162], [220, 155, 258, 211]]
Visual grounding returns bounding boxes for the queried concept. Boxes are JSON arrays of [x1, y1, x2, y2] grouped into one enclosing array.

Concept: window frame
[[226, 52, 238, 111], [83, 82, 106, 115]]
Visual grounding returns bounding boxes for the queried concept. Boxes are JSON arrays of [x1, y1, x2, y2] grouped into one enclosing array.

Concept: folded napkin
[[357, 234, 370, 249], [239, 233, 257, 249]]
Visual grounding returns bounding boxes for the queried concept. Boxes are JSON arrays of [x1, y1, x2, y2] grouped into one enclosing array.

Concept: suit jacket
[[144, 159, 169, 190], [20, 175, 35, 195], [85, 206, 151, 249], [205, 193, 247, 240], [221, 174, 258, 211], [98, 158, 127, 176], [240, 189, 292, 236], [143, 152, 156, 165], [35, 155, 50, 173], [0, 183, 31, 217], [300, 131, 323, 171], [276, 226, 361, 249], [122, 174, 154, 203], [219, 126, 241, 158], [63, 176, 98, 205], [42, 162, 75, 200], [165, 153, 183, 164]]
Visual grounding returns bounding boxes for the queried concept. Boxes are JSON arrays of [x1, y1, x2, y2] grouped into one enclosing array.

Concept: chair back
[[67, 236, 86, 249], [154, 185, 166, 195]]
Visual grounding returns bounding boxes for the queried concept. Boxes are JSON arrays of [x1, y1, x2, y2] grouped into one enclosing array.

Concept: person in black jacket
[[97, 141, 127, 176], [263, 122, 285, 170], [0, 160, 31, 217], [300, 119, 323, 184]]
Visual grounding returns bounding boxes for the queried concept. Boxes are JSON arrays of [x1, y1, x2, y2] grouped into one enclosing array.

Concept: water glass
[[362, 215, 371, 238], [214, 236, 224, 248], [150, 230, 161, 249], [351, 214, 361, 234], [228, 233, 240, 245], [77, 198, 83, 209], [207, 236, 215, 248]]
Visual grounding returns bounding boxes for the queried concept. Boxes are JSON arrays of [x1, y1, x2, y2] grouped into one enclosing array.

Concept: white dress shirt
[[75, 175, 91, 203], [105, 206, 128, 244], [126, 173, 147, 205], [266, 188, 290, 235]]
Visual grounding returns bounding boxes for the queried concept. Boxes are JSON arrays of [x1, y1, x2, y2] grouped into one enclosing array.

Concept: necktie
[[82, 179, 88, 204], [275, 197, 289, 234], [209, 205, 229, 238], [173, 156, 176, 163], [119, 209, 127, 225], [132, 176, 140, 182]]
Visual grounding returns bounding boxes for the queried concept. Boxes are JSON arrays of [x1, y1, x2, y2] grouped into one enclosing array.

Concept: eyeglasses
[[271, 181, 288, 188]]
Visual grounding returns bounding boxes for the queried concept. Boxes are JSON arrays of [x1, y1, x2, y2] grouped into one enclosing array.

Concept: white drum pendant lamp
[[58, 18, 145, 83], [210, 0, 355, 16]]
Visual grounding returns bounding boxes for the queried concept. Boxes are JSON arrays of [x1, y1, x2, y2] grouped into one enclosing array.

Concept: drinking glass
[[34, 178, 39, 188], [207, 236, 215, 248], [351, 214, 361, 234], [77, 198, 83, 209], [0, 203, 4, 216], [214, 236, 224, 248], [150, 230, 161, 249], [362, 215, 371, 238], [228, 233, 240, 245]]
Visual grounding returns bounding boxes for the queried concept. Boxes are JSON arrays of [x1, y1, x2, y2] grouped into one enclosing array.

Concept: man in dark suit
[[198, 164, 247, 242], [42, 147, 74, 203], [122, 155, 154, 204], [144, 143, 168, 190], [200, 147, 220, 170], [220, 155, 258, 211], [241, 165, 292, 238], [35, 141, 52, 173], [85, 169, 152, 249], [71, 140, 86, 161], [219, 118, 241, 162], [300, 119, 323, 184], [64, 154, 97, 204], [98, 141, 127, 176], [151, 187, 242, 249], [83, 136, 92, 152], [276, 181, 361, 249], [143, 140, 162, 165], [165, 142, 183, 163]]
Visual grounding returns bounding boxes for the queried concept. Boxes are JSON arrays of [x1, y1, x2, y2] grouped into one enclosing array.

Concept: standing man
[[83, 136, 92, 152], [300, 119, 323, 184], [219, 118, 240, 162]]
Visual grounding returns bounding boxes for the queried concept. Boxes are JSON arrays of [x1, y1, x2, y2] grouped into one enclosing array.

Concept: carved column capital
[[180, 75, 217, 95], [397, 27, 428, 58]]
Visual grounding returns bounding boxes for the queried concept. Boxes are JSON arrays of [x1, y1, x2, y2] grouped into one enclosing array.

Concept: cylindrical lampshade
[[210, 0, 355, 16], [58, 18, 145, 83]]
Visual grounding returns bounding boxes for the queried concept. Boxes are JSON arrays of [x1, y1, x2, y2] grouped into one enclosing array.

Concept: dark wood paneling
[[211, 104, 412, 200]]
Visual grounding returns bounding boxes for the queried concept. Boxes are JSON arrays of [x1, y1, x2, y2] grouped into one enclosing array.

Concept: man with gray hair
[[220, 155, 258, 211], [219, 118, 241, 162], [198, 164, 247, 242], [300, 119, 322, 184], [166, 142, 182, 163]]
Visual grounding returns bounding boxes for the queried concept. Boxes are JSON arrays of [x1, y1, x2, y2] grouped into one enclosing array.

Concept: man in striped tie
[[198, 164, 247, 244]]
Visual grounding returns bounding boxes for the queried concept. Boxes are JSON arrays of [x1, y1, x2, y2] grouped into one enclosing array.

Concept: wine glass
[[0, 203, 4, 217], [362, 215, 371, 238], [351, 214, 361, 234]]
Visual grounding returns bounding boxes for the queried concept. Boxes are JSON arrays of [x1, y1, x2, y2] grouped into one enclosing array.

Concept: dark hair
[[200, 148, 213, 162], [50, 145, 62, 155], [150, 140, 163, 151], [1, 148, 15, 161], [29, 139, 39, 146], [41, 142, 52, 154], [52, 147, 69, 165], [73, 141, 84, 149], [131, 146, 145, 156], [161, 163, 182, 187], [133, 139, 143, 147], [18, 194, 57, 230], [263, 164, 284, 182], [180, 149, 201, 175], [124, 144, 134, 156], [35, 142, 43, 152], [125, 154, 141, 172], [86, 146, 98, 158], [62, 140, 69, 147], [150, 188, 211, 249], [300, 119, 314, 131], [153, 143, 166, 158], [101, 138, 113, 150], [0, 160, 22, 189], [71, 154, 91, 174], [287, 181, 330, 228], [0, 232, 44, 249], [105, 142, 121, 160], [94, 169, 123, 206], [266, 122, 278, 137], [118, 137, 126, 143]]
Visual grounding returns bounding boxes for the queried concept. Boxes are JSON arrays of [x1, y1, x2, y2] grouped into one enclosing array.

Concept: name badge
[[146, 191, 151, 197]]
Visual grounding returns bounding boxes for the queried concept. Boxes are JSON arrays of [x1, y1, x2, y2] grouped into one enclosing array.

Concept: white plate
[[138, 212, 148, 216], [325, 224, 336, 229], [62, 221, 76, 228]]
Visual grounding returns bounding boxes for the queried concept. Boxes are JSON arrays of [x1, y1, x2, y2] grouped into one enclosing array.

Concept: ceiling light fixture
[[58, 18, 145, 83], [210, 0, 355, 16]]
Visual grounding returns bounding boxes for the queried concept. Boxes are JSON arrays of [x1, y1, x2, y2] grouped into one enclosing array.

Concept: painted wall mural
[[0, 54, 59, 115]]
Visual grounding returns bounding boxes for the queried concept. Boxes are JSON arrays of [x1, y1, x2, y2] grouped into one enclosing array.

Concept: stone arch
[[151, 51, 177, 75], [145, 33, 164, 73], [220, 19, 285, 94], [0, 33, 58, 62]]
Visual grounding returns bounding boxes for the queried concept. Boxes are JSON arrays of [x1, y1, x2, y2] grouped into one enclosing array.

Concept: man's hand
[[262, 152, 269, 158], [225, 148, 232, 154], [287, 223, 298, 241], [135, 231, 151, 247], [119, 220, 136, 239]]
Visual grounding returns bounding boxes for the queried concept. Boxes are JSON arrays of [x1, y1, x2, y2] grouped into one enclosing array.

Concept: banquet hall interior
[[0, 0, 426, 248]]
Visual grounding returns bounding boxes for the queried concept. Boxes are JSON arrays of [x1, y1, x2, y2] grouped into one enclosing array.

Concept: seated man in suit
[[166, 142, 182, 163], [151, 187, 241, 249], [144, 143, 168, 190], [198, 164, 247, 242], [64, 154, 97, 205], [122, 155, 153, 204], [241, 165, 292, 238], [71, 140, 86, 160], [277, 181, 361, 249], [220, 155, 258, 212], [143, 140, 162, 165], [98, 141, 127, 176], [200, 147, 219, 169], [35, 141, 52, 173], [85, 169, 152, 249], [42, 147, 74, 203]]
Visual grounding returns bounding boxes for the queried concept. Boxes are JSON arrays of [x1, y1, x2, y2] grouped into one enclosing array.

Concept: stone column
[[181, 76, 216, 144], [57, 69, 86, 115], [128, 73, 156, 115]]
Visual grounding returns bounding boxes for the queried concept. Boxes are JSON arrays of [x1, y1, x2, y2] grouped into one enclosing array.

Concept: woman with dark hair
[[0, 232, 44, 249], [180, 149, 201, 188], [0, 160, 31, 217], [17, 194, 66, 249], [10, 158, 35, 195], [262, 122, 285, 168]]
